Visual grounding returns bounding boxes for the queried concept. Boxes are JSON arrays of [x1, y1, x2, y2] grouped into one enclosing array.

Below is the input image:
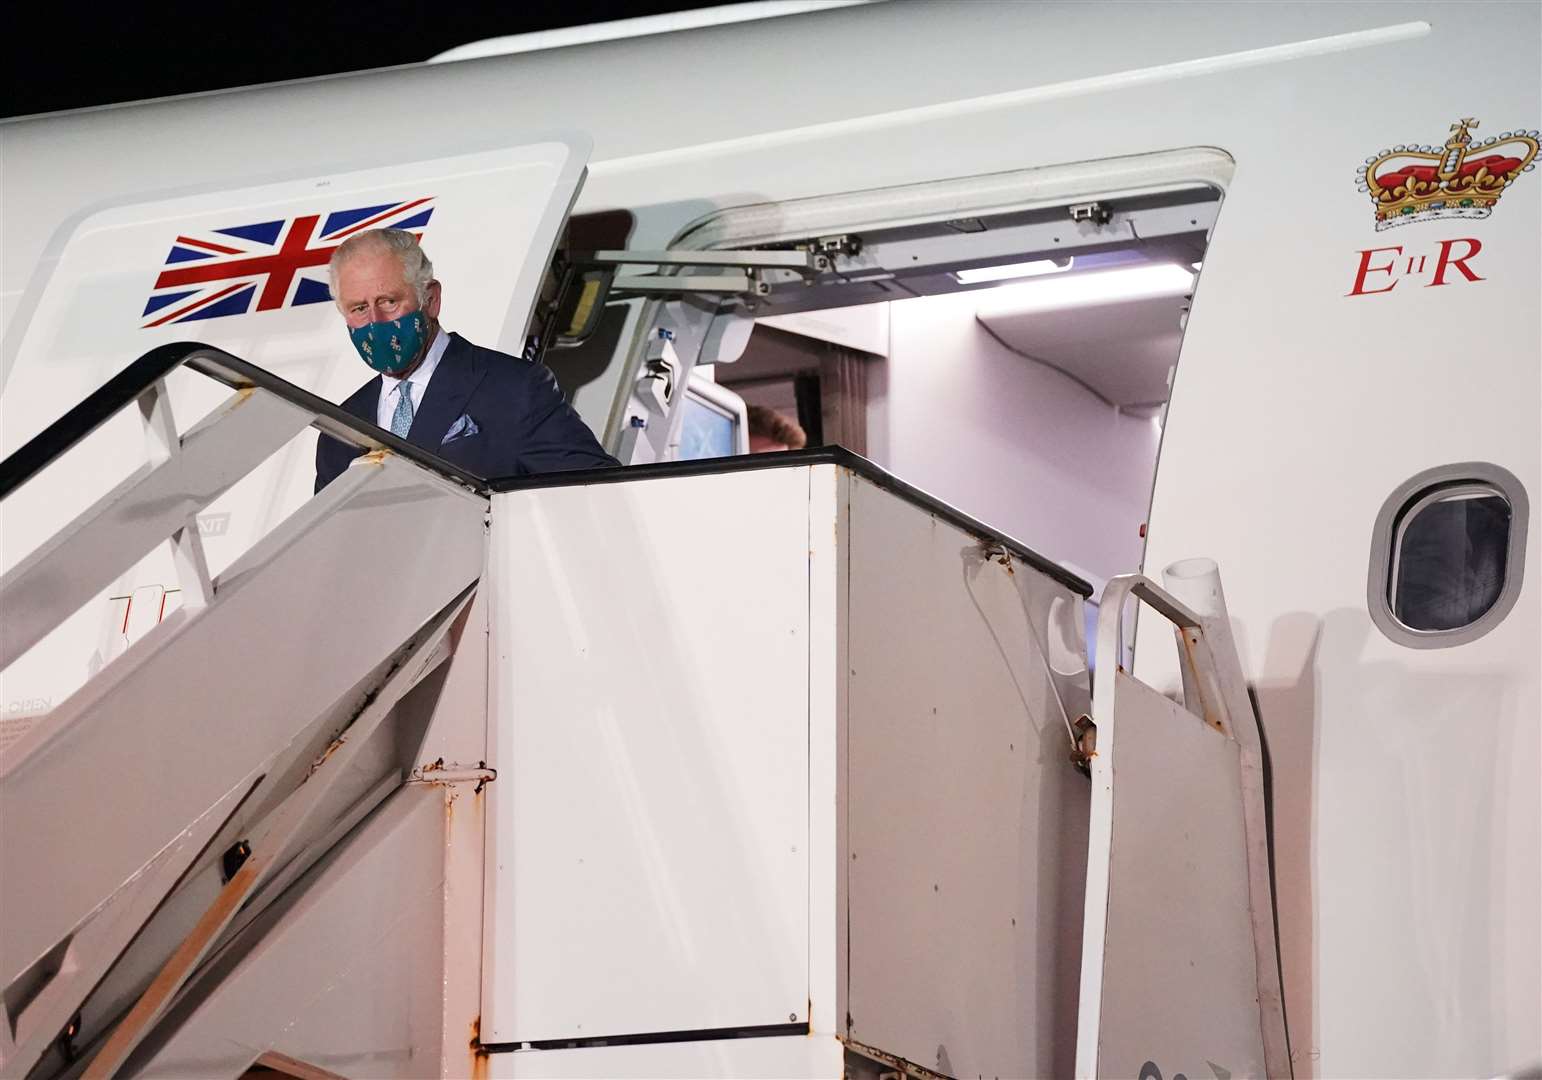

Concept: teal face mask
[[349, 313, 428, 374]]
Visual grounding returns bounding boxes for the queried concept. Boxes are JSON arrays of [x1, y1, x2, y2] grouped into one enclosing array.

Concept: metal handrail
[[0, 342, 490, 501]]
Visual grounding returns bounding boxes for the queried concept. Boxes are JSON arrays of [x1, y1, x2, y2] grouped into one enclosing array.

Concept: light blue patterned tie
[[390, 382, 414, 438]]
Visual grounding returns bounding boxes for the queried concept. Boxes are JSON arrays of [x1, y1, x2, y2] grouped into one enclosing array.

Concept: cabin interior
[[548, 182, 1218, 658]]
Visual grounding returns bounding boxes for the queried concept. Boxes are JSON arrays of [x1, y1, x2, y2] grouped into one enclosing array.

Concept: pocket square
[[442, 413, 480, 444]]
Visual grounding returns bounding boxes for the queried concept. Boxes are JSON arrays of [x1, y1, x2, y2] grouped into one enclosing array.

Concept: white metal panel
[[77, 587, 475, 1079], [1131, 14, 1542, 1074], [844, 473, 1089, 1080], [43, 659, 441, 1078], [1161, 559, 1290, 1073], [1081, 672, 1264, 1080], [126, 787, 449, 1079], [491, 1032, 844, 1079], [485, 468, 813, 1041], [806, 464, 842, 1040], [0, 779, 253, 1076], [410, 582, 495, 1080], [0, 456, 485, 997]]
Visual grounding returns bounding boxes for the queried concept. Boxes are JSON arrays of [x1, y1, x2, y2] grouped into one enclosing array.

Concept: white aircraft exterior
[[0, 3, 1537, 1078]]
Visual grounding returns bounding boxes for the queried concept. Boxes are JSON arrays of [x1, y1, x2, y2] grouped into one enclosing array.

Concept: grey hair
[[327, 228, 436, 307]]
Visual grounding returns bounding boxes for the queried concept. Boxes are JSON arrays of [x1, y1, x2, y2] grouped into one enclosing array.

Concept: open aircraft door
[[0, 135, 593, 1078]]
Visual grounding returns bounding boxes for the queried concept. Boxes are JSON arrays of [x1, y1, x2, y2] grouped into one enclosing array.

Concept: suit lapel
[[409, 333, 487, 449], [340, 378, 380, 424]]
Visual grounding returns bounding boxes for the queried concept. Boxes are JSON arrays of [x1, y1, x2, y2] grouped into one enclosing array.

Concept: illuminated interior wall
[[868, 290, 1163, 584]]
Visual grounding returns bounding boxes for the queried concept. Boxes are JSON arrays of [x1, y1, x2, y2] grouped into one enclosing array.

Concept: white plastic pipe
[[1162, 555, 1227, 621]]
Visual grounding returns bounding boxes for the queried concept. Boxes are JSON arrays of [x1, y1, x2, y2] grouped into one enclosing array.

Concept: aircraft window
[[1369, 463, 1529, 648], [1392, 488, 1509, 629]]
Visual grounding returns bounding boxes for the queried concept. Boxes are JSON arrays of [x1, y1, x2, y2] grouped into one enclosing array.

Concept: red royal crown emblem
[[1356, 118, 1537, 231]]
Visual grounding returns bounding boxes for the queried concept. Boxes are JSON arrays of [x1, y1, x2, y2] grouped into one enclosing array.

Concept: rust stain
[[252, 1050, 347, 1079], [359, 449, 392, 466], [845, 1035, 952, 1080], [307, 734, 348, 778], [469, 1015, 490, 1080], [1069, 714, 1097, 773], [1179, 629, 1225, 732]]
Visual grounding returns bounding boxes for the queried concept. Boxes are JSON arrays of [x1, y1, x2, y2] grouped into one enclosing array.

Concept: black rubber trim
[[483, 1020, 809, 1054], [490, 446, 1093, 598], [0, 342, 490, 500]]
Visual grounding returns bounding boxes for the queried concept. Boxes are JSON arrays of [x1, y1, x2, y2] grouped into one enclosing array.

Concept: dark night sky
[[2, 1, 721, 119]]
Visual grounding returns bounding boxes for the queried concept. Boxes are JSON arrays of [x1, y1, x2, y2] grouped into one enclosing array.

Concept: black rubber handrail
[[0, 342, 489, 501]]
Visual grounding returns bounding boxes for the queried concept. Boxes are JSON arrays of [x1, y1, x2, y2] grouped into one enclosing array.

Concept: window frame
[[1368, 461, 1530, 649]]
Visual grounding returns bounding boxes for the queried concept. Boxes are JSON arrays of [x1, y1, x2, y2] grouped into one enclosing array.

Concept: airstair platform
[[0, 347, 1287, 1079]]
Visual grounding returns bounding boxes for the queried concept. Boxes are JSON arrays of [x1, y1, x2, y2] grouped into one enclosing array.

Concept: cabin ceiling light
[[953, 257, 1072, 284], [983, 263, 1195, 311]]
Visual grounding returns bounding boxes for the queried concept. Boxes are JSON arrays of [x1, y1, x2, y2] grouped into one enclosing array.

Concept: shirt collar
[[380, 326, 449, 394]]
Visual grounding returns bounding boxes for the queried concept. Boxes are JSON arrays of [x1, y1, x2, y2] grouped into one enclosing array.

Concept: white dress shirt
[[376, 327, 450, 432]]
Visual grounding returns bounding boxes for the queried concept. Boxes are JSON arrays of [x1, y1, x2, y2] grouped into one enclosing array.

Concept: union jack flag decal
[[141, 197, 434, 327]]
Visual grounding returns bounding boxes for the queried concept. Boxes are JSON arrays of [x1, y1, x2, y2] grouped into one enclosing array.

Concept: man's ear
[[424, 280, 443, 320]]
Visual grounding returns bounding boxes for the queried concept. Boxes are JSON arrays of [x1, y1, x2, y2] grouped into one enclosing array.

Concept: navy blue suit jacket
[[315, 332, 618, 492]]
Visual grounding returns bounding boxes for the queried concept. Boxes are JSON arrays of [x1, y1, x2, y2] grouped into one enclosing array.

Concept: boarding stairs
[[1, 345, 488, 1077], [0, 346, 1289, 1079]]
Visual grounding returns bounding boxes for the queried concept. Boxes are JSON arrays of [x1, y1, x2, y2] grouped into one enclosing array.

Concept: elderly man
[[314, 228, 618, 491]]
